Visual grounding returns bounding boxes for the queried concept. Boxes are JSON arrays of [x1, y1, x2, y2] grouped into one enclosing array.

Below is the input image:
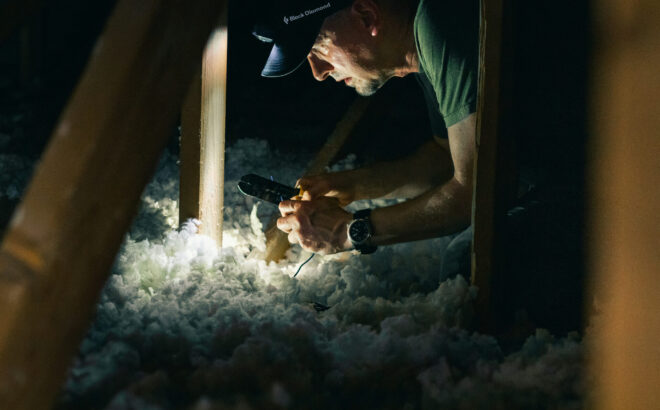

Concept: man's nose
[[307, 53, 333, 81]]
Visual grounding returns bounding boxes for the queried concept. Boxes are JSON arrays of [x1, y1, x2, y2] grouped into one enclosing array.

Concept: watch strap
[[353, 209, 372, 220], [351, 209, 377, 254]]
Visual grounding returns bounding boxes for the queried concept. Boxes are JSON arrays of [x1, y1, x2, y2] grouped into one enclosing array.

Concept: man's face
[[306, 13, 389, 96]]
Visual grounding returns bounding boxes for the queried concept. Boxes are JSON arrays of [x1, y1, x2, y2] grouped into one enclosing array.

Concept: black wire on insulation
[[293, 254, 315, 278]]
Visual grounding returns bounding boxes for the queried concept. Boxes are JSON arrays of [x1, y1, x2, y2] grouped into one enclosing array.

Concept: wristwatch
[[347, 209, 377, 254]]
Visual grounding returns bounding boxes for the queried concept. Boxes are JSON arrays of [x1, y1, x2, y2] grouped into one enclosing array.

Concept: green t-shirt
[[414, 0, 479, 130]]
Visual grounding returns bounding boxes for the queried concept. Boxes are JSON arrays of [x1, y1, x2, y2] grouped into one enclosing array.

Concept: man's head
[[254, 0, 418, 96]]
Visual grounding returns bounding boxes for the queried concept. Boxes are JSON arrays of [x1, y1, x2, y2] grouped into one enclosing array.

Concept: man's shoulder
[[413, 0, 440, 45], [414, 0, 479, 66], [414, 0, 440, 71], [413, 0, 480, 128], [415, 0, 479, 38]]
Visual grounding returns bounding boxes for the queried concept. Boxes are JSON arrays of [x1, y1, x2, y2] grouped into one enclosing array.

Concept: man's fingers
[[276, 214, 300, 233], [296, 178, 315, 199], [276, 217, 290, 233], [297, 176, 330, 199], [287, 231, 299, 245], [279, 200, 303, 216], [275, 195, 352, 254]]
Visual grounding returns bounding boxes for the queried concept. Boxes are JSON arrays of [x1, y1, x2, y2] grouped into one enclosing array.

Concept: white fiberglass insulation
[[51, 138, 583, 409]]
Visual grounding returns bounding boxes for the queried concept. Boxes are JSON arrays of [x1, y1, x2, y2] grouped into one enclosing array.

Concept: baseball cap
[[252, 0, 353, 78]]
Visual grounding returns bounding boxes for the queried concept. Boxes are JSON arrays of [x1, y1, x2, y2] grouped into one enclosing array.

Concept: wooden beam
[[588, 0, 660, 408], [0, 0, 227, 408], [471, 0, 516, 331], [304, 97, 372, 176], [180, 18, 229, 246], [264, 97, 371, 263]]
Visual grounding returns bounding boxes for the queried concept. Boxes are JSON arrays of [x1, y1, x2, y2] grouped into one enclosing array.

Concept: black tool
[[237, 174, 301, 205]]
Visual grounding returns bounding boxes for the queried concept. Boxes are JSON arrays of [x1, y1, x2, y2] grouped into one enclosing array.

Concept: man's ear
[[351, 0, 381, 37]]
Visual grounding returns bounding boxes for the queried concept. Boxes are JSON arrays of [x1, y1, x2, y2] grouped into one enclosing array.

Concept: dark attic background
[[0, 0, 591, 409]]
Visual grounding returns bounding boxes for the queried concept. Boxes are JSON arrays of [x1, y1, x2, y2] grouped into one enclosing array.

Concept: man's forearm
[[366, 114, 476, 246], [370, 176, 472, 245], [348, 139, 453, 200]]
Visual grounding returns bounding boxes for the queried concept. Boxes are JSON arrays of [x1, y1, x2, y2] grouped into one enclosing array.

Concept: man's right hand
[[296, 172, 356, 206]]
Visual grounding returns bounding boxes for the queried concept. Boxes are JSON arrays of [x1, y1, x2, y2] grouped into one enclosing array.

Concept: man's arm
[[278, 113, 476, 253], [370, 113, 475, 244], [297, 138, 454, 205]]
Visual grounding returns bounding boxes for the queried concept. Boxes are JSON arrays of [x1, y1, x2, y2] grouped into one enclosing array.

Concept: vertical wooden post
[[471, 0, 516, 331], [588, 0, 660, 408], [180, 13, 229, 246], [0, 0, 227, 408]]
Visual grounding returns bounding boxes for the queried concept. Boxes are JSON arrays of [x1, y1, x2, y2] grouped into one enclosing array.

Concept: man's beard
[[353, 77, 387, 97]]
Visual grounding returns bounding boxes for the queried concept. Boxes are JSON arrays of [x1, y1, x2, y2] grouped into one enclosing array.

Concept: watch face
[[349, 220, 370, 243]]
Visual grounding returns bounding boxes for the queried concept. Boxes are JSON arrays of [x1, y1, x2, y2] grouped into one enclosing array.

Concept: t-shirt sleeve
[[415, 0, 479, 127], [416, 70, 448, 138]]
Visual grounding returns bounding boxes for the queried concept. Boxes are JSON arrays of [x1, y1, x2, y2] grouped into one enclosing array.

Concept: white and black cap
[[252, 0, 352, 78]]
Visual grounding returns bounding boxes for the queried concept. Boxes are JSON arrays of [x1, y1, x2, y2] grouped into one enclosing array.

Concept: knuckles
[[276, 217, 288, 231], [287, 231, 298, 245], [278, 200, 292, 216], [276, 212, 307, 233]]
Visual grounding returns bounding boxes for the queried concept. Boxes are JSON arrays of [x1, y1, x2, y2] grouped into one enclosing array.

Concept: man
[[253, 0, 479, 270], [253, 0, 587, 333]]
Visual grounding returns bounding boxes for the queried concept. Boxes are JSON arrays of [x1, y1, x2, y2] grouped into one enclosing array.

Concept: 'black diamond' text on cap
[[252, 0, 353, 77]]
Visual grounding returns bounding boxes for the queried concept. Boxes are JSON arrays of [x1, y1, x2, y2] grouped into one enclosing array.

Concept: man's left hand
[[277, 197, 353, 254]]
